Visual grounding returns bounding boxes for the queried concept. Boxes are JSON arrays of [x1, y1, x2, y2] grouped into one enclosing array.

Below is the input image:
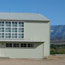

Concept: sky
[[0, 0, 65, 25]]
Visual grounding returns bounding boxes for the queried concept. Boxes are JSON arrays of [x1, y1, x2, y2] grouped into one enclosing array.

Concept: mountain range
[[51, 25, 65, 42]]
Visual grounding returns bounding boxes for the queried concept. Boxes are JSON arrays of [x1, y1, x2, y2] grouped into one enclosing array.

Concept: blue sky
[[0, 0, 65, 25]]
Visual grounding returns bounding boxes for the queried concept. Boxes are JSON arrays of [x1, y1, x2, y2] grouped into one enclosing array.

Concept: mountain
[[50, 25, 65, 42]]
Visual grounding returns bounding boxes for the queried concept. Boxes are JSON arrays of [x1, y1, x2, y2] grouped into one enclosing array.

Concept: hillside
[[51, 25, 65, 42]]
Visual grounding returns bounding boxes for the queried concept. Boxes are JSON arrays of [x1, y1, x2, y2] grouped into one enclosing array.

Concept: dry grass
[[0, 55, 65, 65]]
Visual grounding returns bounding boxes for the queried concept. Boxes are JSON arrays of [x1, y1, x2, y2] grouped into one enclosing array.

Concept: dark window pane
[[21, 44, 24, 47], [6, 43, 12, 47], [28, 44, 34, 47], [23, 44, 26, 47], [13, 44, 16, 47], [13, 43, 19, 47], [16, 44, 19, 47]]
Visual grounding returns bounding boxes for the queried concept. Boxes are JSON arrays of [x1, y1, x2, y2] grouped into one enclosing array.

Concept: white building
[[0, 12, 50, 59]]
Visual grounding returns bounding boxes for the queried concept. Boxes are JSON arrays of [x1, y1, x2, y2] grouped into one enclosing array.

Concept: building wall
[[0, 20, 50, 59], [24, 21, 50, 57], [0, 43, 44, 59]]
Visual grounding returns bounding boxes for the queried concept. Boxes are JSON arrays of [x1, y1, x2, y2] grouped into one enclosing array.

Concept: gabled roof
[[0, 12, 50, 21]]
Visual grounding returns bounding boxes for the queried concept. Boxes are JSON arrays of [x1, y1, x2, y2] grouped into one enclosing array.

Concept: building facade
[[0, 13, 50, 59]]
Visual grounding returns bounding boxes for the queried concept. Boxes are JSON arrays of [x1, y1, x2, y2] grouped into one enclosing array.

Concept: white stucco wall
[[0, 43, 44, 59], [0, 21, 50, 59], [24, 21, 50, 57]]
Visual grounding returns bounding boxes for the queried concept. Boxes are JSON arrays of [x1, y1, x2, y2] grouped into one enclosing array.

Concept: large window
[[0, 21, 24, 39]]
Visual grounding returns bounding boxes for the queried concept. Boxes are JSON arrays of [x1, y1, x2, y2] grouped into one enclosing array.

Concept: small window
[[2, 33, 4, 38], [19, 22, 24, 27], [23, 44, 26, 47], [0, 28, 4, 32], [22, 34, 24, 38], [12, 22, 17, 27], [21, 44, 24, 47], [19, 28, 24, 32], [5, 33, 11, 38], [21, 44, 26, 47], [28, 44, 34, 47], [13, 43, 19, 47], [0, 33, 4, 38], [30, 44, 34, 47], [6, 28, 11, 32], [20, 43, 34, 48], [18, 34, 24, 38], [22, 28, 24, 32], [6, 22, 11, 27], [21, 44, 27, 47], [0, 22, 4, 26], [6, 43, 12, 47], [12, 33, 17, 38], [12, 28, 17, 32]]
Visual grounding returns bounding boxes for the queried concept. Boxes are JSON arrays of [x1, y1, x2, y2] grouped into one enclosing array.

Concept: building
[[0, 12, 50, 59]]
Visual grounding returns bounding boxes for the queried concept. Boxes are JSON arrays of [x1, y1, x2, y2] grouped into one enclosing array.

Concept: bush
[[50, 45, 65, 54]]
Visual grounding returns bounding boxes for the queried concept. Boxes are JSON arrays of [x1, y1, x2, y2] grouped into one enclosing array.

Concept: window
[[6, 22, 11, 27], [12, 33, 17, 38], [28, 44, 34, 47], [6, 43, 12, 47], [13, 43, 19, 47], [12, 28, 17, 32], [18, 34, 24, 38], [0, 28, 4, 32], [6, 28, 11, 32], [0, 22, 4, 26], [5, 43, 34, 48], [21, 43, 34, 48], [12, 22, 17, 27], [22, 28, 24, 32], [19, 28, 24, 32], [0, 21, 24, 39], [22, 34, 24, 38], [0, 33, 4, 38], [21, 44, 26, 47], [19, 22, 24, 27], [5, 33, 11, 38], [21, 44, 24, 47]]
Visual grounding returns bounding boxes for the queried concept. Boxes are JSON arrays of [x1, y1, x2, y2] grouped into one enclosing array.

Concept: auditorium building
[[0, 12, 50, 59]]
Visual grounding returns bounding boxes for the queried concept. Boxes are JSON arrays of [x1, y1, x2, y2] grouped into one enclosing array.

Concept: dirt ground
[[0, 55, 65, 65]]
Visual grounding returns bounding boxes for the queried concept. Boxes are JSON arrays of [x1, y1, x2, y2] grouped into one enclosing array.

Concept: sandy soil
[[0, 55, 65, 65]]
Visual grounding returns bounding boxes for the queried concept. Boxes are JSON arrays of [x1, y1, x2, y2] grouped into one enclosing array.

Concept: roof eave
[[0, 19, 50, 22]]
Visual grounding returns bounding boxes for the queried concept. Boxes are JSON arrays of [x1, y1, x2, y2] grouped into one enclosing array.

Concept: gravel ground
[[0, 55, 65, 65]]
